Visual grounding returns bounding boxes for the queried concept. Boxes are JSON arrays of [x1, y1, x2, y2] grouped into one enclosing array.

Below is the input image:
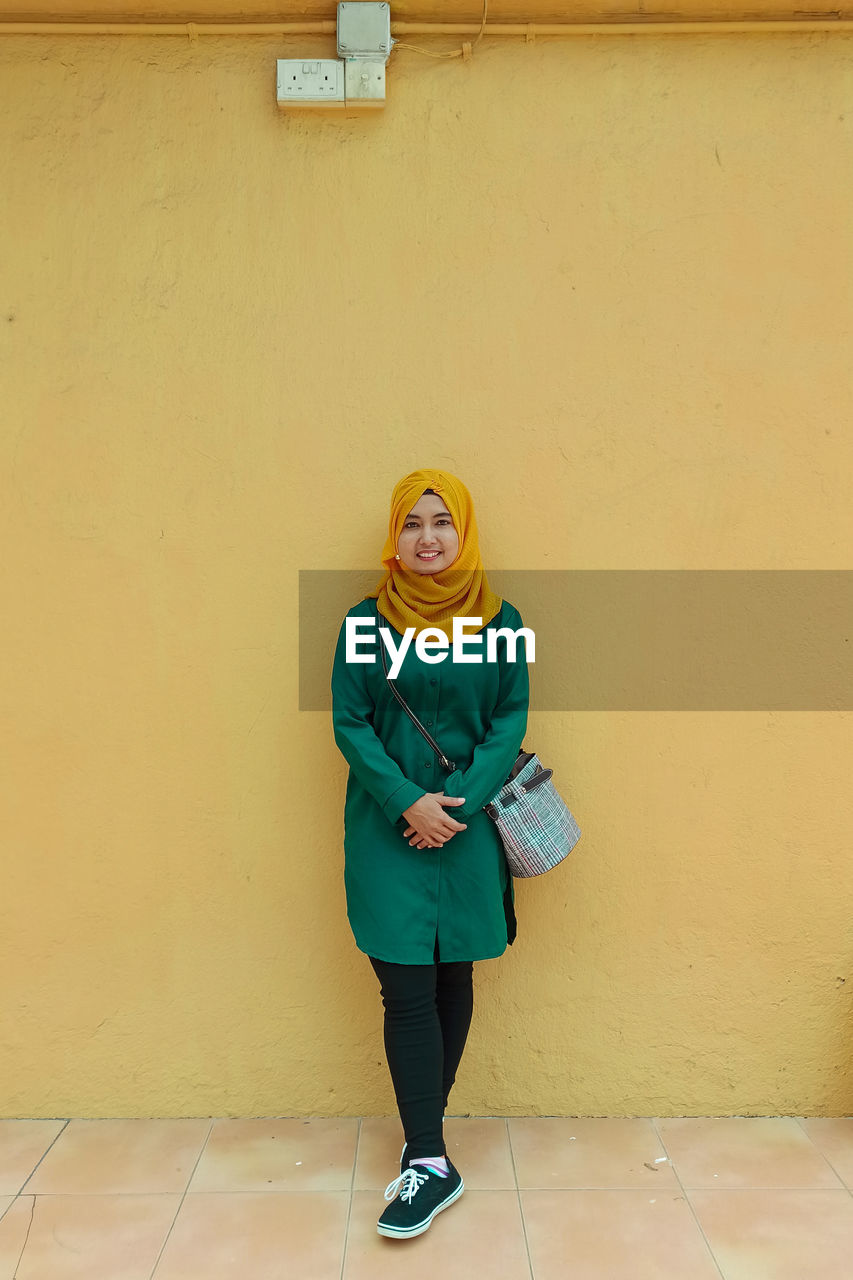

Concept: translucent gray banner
[[300, 570, 853, 711]]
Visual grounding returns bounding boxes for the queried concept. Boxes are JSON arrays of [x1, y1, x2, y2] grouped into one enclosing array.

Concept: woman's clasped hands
[[401, 793, 467, 850]]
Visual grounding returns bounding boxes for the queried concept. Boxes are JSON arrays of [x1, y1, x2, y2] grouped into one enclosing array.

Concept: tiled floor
[[1, 1115, 852, 1278]]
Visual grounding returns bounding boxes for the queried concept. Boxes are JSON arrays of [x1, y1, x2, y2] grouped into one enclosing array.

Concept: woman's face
[[397, 492, 460, 575]]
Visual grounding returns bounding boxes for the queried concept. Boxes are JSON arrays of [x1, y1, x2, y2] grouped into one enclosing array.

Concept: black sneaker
[[377, 1159, 464, 1239]]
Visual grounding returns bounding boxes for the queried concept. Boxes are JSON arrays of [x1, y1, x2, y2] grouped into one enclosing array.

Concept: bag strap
[[378, 631, 456, 773]]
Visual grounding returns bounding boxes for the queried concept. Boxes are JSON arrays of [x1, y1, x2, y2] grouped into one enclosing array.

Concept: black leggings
[[369, 941, 474, 1162]]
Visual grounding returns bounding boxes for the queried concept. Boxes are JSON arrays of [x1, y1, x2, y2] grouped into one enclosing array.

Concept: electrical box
[[344, 59, 386, 108], [276, 59, 345, 108], [337, 2, 391, 58], [276, 4, 392, 112]]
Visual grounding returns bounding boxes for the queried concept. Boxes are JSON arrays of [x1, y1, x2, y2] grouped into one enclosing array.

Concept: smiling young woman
[[330, 467, 530, 1239]]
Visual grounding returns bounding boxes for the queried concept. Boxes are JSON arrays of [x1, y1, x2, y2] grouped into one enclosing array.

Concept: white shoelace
[[383, 1166, 429, 1203]]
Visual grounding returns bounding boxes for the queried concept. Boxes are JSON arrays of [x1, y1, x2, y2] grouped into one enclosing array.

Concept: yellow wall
[[2, 26, 852, 1118]]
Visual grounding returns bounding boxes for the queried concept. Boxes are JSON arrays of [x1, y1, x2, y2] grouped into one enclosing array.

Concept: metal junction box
[[337, 2, 391, 59]]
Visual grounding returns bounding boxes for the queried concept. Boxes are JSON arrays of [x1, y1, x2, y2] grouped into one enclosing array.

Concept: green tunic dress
[[331, 596, 530, 964]]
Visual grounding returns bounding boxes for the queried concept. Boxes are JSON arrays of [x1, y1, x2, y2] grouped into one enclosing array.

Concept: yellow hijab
[[367, 468, 503, 643]]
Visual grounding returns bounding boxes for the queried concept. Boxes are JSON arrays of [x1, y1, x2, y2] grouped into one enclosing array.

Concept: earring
[[395, 554, 400, 560]]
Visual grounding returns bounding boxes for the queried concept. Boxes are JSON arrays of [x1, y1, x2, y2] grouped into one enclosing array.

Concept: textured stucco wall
[[1, 28, 851, 1117]]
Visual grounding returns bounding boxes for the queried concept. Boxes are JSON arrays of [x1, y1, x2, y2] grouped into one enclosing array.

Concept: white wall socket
[[276, 60, 345, 108]]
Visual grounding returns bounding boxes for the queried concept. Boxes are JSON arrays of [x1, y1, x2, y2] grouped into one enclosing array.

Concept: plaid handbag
[[380, 644, 581, 878], [483, 750, 581, 878]]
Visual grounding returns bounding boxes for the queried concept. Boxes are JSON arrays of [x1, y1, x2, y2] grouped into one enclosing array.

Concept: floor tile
[[0, 1197, 32, 1274], [152, 1191, 348, 1280], [796, 1117, 853, 1188], [509, 1117, 678, 1188], [0, 1120, 67, 1194], [689, 1189, 853, 1279], [25, 1119, 211, 1195], [521, 1188, 721, 1280], [343, 1189, 530, 1279], [656, 1117, 843, 1189], [0, 1193, 180, 1280], [354, 1117, 404, 1190], [443, 1118, 516, 1189], [189, 1117, 358, 1192], [355, 1117, 515, 1190]]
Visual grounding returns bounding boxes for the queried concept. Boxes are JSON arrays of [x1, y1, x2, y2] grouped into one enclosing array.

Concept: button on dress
[[331, 597, 530, 963]]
